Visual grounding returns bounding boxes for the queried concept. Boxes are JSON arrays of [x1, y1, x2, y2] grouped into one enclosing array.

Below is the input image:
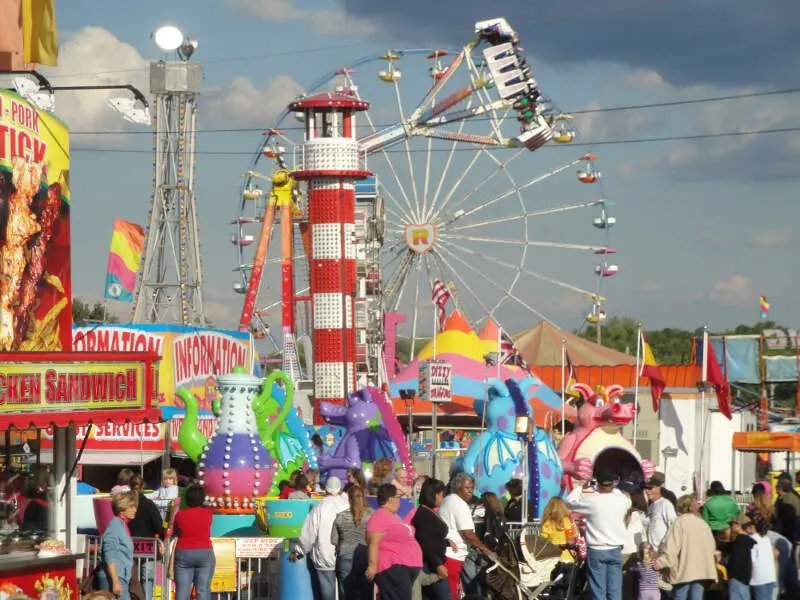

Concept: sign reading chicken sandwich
[[0, 89, 71, 352]]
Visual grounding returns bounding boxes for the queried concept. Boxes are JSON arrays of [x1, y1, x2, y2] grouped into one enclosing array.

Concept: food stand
[[0, 351, 160, 598]]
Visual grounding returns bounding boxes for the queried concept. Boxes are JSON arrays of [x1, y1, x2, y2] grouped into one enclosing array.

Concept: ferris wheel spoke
[[439, 238, 598, 297], [423, 96, 474, 224], [437, 242, 555, 325], [393, 80, 422, 217], [408, 258, 423, 359], [445, 156, 585, 226], [387, 252, 416, 312], [411, 46, 469, 123], [361, 107, 421, 223], [432, 148, 525, 223], [439, 234, 604, 252], [385, 202, 412, 227], [431, 248, 494, 320], [448, 201, 601, 232], [465, 52, 505, 143]]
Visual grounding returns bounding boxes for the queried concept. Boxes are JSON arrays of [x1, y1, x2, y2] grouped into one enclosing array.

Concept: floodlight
[[179, 37, 198, 60], [108, 97, 151, 125], [12, 77, 55, 112], [153, 26, 184, 52]]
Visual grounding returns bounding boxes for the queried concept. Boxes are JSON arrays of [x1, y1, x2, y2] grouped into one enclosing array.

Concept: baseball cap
[[325, 476, 343, 495], [644, 472, 666, 488], [595, 469, 615, 486]]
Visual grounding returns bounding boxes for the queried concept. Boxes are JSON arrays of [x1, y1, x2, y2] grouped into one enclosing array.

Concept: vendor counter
[[0, 552, 81, 598]]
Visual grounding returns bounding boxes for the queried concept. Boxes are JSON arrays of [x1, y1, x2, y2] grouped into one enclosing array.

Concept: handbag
[[79, 565, 101, 596], [129, 572, 146, 600]]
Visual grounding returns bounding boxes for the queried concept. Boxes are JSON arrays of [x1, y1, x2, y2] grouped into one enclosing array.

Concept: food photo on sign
[[0, 89, 71, 352]]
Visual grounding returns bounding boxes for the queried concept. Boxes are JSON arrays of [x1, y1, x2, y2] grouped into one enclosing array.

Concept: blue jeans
[[174, 548, 215, 600], [671, 581, 704, 600], [586, 547, 622, 600], [96, 570, 130, 600], [337, 547, 369, 600], [727, 578, 749, 600], [139, 559, 155, 600], [750, 583, 775, 600], [422, 576, 452, 600], [308, 562, 336, 600]]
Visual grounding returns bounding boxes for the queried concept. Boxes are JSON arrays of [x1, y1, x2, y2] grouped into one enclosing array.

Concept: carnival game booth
[[732, 431, 800, 478], [0, 352, 160, 598]]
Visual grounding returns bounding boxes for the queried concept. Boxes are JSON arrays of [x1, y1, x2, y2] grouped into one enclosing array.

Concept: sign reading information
[[0, 362, 145, 412], [418, 359, 453, 403]]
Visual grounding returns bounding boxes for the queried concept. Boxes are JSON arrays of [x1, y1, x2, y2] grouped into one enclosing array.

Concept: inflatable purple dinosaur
[[317, 387, 414, 484]]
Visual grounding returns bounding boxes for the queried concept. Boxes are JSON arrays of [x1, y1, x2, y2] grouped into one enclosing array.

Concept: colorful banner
[[105, 218, 144, 302], [0, 89, 71, 352], [73, 324, 254, 419], [0, 361, 144, 413], [39, 421, 165, 453]]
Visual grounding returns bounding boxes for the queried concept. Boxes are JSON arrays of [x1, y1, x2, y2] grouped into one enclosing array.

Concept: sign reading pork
[[0, 89, 71, 351]]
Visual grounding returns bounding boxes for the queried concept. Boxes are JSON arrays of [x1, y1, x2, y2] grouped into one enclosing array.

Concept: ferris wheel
[[232, 18, 616, 366]]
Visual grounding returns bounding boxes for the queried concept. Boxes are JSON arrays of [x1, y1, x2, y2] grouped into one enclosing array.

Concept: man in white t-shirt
[[644, 473, 677, 551], [566, 469, 631, 600], [438, 473, 495, 600]]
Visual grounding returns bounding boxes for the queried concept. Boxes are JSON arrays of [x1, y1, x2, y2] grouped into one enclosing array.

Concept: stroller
[[518, 532, 586, 600], [482, 529, 566, 600]]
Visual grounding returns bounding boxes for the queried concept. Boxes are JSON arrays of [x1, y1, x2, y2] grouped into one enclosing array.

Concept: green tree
[[72, 298, 119, 327]]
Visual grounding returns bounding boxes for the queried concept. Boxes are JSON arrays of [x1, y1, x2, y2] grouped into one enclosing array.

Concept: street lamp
[[399, 389, 416, 455], [3, 71, 150, 124], [153, 25, 198, 62]]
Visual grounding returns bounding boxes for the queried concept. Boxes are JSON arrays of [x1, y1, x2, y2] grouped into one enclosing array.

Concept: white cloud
[[203, 75, 305, 127], [41, 27, 149, 145], [750, 230, 792, 247], [707, 274, 754, 307], [624, 70, 668, 90], [228, 0, 380, 36]]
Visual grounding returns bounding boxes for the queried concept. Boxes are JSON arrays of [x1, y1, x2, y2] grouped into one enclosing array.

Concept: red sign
[[0, 558, 78, 599], [169, 414, 216, 452]]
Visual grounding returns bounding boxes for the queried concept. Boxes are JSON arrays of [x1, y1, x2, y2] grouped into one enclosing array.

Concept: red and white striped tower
[[289, 93, 371, 423]]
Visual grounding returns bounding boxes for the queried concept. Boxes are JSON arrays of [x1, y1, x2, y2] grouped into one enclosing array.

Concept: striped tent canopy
[[389, 312, 574, 427], [513, 321, 635, 367]]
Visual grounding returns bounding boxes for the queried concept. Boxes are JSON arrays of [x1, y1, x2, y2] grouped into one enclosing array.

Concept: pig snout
[[603, 402, 633, 423]]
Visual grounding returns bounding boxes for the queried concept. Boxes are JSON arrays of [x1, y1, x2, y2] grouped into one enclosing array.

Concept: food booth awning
[[732, 431, 800, 453]]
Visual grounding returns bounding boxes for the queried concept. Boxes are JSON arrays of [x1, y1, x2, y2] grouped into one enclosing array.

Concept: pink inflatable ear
[[572, 383, 594, 401], [605, 384, 624, 401]]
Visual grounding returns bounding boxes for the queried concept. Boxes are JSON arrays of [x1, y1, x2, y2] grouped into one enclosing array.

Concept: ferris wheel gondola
[[232, 17, 617, 364]]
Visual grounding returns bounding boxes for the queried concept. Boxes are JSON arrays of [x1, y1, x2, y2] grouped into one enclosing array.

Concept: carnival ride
[[231, 18, 617, 392]]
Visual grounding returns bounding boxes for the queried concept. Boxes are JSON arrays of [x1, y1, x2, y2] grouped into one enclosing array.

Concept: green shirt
[[701, 494, 740, 530]]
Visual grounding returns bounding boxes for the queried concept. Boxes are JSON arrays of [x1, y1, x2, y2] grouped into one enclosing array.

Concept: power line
[[68, 126, 800, 156], [66, 86, 800, 136]]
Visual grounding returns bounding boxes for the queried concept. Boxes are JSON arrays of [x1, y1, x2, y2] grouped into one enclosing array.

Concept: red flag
[[641, 334, 666, 411], [706, 341, 732, 420], [431, 279, 451, 331]]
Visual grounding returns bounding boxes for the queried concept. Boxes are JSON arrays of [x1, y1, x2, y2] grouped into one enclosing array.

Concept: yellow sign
[[0, 362, 144, 412], [210, 538, 238, 592]]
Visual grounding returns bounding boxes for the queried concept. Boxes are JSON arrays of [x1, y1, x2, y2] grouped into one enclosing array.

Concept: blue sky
[[41, 0, 800, 339]]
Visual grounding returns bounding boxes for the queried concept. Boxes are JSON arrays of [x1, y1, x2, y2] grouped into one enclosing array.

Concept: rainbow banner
[[759, 295, 770, 320], [104, 219, 144, 302]]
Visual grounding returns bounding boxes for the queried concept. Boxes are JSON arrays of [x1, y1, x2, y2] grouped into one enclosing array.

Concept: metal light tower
[[132, 27, 205, 325]]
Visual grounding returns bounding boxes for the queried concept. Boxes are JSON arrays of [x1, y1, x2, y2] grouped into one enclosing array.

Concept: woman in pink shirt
[[366, 483, 423, 600]]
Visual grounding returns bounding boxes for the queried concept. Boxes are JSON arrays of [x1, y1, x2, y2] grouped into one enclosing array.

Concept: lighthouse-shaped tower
[[289, 93, 371, 422]]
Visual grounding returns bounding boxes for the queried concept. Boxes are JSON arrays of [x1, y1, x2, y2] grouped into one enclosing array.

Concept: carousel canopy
[[513, 321, 635, 366], [389, 312, 575, 427]]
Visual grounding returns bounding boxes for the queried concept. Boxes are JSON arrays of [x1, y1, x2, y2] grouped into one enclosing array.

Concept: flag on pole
[[759, 295, 770, 321], [22, 0, 58, 66], [641, 333, 666, 411], [104, 219, 144, 302], [431, 279, 451, 331], [499, 328, 528, 369], [564, 347, 580, 399], [705, 340, 733, 420]]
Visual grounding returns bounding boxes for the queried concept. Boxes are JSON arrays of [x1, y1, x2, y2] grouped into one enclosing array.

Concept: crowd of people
[[86, 461, 800, 600]]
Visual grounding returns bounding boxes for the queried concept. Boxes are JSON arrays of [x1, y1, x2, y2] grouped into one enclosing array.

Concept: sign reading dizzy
[[0, 361, 145, 412], [0, 89, 72, 352]]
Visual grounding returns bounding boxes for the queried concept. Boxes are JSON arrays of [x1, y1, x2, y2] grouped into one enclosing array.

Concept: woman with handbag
[[98, 492, 139, 600], [411, 478, 452, 600]]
